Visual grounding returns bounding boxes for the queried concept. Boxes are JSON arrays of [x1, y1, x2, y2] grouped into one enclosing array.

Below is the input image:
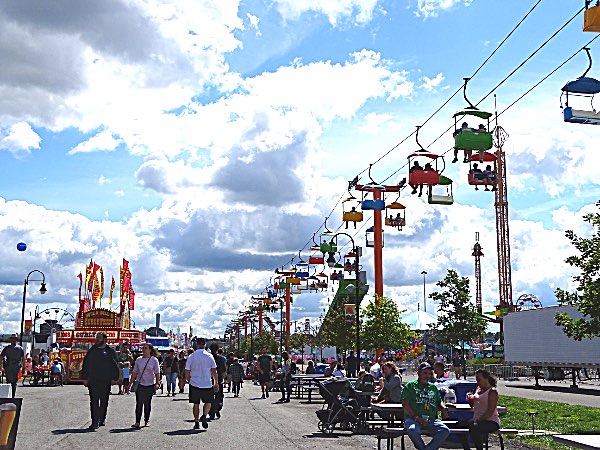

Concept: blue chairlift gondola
[[561, 48, 600, 124]]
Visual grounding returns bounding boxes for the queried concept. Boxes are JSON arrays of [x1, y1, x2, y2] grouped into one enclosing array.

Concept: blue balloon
[[17, 242, 27, 252]]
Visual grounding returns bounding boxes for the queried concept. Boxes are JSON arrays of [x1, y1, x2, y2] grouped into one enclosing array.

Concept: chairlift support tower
[[472, 232, 484, 316]]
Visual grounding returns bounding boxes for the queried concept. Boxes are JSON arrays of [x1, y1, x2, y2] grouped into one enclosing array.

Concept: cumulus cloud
[[359, 112, 395, 133], [421, 72, 445, 92], [416, 0, 474, 18], [273, 0, 381, 26], [69, 129, 122, 155], [0, 122, 41, 155]]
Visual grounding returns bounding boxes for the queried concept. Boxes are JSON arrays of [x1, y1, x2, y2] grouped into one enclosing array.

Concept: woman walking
[[162, 349, 179, 396], [177, 350, 187, 394], [130, 343, 161, 429], [228, 357, 245, 397]]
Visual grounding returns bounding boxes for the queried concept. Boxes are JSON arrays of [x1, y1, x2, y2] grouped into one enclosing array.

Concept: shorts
[[258, 373, 270, 383], [123, 378, 130, 383], [189, 385, 214, 404]]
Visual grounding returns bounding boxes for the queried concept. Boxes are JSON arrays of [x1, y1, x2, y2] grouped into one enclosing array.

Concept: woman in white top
[[130, 343, 161, 429], [462, 369, 500, 450]]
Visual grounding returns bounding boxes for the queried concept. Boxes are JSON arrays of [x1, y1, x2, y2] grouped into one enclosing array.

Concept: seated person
[[332, 364, 346, 378], [395, 213, 404, 226], [373, 362, 403, 404], [460, 369, 500, 450], [50, 359, 63, 386], [331, 271, 339, 281], [432, 362, 448, 381], [324, 361, 336, 377], [402, 363, 450, 450], [477, 123, 487, 133], [355, 370, 376, 392], [470, 163, 483, 191], [344, 259, 352, 271], [24, 357, 33, 374], [345, 207, 358, 229], [453, 122, 471, 163], [482, 165, 497, 191], [424, 163, 433, 171], [410, 161, 423, 172], [305, 360, 316, 374]]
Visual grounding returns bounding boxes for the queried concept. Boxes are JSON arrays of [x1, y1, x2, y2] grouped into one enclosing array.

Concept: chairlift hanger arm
[[463, 77, 478, 110], [581, 47, 593, 79]]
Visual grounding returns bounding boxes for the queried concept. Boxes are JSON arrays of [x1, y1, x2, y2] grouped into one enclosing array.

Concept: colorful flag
[[85, 260, 93, 294], [129, 287, 135, 310], [99, 267, 104, 300], [109, 276, 116, 305]]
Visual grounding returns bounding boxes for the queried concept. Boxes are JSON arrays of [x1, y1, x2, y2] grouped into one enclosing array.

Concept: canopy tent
[[402, 310, 437, 331]]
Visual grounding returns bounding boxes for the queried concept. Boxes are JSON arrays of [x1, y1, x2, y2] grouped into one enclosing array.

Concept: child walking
[[122, 362, 131, 394]]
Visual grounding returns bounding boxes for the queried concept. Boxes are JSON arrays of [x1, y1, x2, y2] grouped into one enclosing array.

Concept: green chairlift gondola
[[428, 175, 454, 205]]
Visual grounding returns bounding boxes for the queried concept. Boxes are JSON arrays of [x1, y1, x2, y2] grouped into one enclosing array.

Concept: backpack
[[290, 361, 297, 375]]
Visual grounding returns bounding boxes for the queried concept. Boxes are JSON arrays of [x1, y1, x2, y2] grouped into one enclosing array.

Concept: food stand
[[56, 258, 145, 382]]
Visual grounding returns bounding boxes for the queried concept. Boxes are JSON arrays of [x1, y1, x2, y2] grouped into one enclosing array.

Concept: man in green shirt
[[257, 350, 272, 399], [401, 362, 450, 450]]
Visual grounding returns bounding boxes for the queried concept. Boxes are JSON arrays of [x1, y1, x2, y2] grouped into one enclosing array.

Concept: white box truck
[[504, 305, 600, 388]]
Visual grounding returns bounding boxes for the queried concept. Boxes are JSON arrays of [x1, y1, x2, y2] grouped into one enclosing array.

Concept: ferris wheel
[[35, 307, 76, 334], [514, 294, 543, 311]]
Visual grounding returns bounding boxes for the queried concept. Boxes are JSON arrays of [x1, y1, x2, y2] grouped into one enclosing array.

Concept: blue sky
[[0, 0, 598, 336]]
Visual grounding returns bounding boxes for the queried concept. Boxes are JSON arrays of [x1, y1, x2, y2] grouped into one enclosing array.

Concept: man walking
[[117, 342, 134, 395], [0, 334, 25, 398], [208, 343, 227, 420], [81, 332, 120, 430], [256, 349, 272, 399], [185, 338, 218, 430], [345, 351, 358, 378], [402, 362, 450, 450]]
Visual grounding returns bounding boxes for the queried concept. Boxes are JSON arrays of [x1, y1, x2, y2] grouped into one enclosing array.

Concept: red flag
[[129, 288, 135, 310]]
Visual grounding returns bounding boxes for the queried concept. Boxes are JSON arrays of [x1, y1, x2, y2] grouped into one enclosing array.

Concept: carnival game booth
[[56, 258, 145, 383]]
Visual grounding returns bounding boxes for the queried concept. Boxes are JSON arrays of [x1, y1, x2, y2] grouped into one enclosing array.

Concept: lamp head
[[326, 251, 336, 268], [345, 283, 356, 293], [39, 282, 47, 295]]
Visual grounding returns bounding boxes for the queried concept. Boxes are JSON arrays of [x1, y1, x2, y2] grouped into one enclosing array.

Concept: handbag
[[130, 357, 152, 393]]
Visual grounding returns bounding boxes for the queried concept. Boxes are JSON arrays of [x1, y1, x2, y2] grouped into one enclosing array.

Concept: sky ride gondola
[[561, 47, 600, 124], [408, 126, 444, 197], [428, 175, 454, 205], [384, 194, 406, 230], [452, 78, 493, 163], [584, 1, 600, 32], [467, 151, 498, 191], [342, 195, 363, 229]]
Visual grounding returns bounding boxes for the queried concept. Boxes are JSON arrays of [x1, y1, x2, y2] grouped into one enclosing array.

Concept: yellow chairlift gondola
[[342, 195, 363, 229]]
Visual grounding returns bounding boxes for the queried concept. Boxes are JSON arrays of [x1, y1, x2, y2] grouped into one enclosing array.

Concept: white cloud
[[98, 175, 111, 185], [69, 129, 122, 155], [246, 13, 261, 36], [421, 72, 445, 92], [416, 0, 474, 18], [114, 190, 125, 197], [0, 122, 41, 155], [359, 112, 394, 133], [273, 0, 381, 25]]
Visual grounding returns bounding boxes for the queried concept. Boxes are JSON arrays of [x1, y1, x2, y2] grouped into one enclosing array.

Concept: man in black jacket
[[81, 332, 120, 430], [208, 343, 227, 420]]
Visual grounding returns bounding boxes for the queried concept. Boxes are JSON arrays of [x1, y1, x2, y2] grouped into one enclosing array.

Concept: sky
[[0, 0, 598, 338]]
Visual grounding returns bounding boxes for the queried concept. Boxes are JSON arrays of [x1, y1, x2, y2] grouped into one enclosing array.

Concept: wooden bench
[[378, 426, 519, 450]]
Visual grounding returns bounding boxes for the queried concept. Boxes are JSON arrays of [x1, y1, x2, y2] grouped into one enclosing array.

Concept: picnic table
[[291, 374, 325, 401], [553, 435, 600, 450]]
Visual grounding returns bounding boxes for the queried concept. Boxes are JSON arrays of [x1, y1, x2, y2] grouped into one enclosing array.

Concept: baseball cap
[[418, 362, 432, 371]]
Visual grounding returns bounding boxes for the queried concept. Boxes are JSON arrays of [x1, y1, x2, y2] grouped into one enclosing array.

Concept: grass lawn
[[500, 395, 600, 450]]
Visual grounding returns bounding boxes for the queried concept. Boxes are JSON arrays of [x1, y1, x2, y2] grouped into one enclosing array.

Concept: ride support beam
[[258, 309, 263, 336], [285, 287, 291, 351], [373, 189, 384, 301]]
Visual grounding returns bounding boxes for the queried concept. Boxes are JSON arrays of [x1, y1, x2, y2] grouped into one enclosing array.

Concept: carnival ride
[[226, 4, 600, 351]]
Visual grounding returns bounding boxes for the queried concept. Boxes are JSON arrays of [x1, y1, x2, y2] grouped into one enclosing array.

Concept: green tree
[[253, 333, 278, 355], [430, 269, 487, 375], [361, 294, 412, 352], [318, 307, 354, 352], [555, 202, 600, 340]]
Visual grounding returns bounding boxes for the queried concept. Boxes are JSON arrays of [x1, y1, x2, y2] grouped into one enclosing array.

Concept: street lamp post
[[421, 270, 427, 313], [20, 270, 47, 347], [327, 233, 361, 360]]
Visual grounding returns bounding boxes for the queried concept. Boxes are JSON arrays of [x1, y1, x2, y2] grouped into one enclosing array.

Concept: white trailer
[[504, 305, 600, 387]]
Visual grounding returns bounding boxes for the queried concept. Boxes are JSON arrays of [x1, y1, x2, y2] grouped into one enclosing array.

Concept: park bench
[[377, 426, 519, 450]]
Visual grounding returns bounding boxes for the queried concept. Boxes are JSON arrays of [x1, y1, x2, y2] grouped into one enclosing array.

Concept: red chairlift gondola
[[468, 151, 498, 191], [408, 126, 443, 198]]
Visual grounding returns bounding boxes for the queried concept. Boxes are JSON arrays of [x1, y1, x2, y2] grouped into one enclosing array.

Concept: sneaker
[[452, 157, 458, 163], [216, 411, 221, 419], [261, 394, 265, 399], [411, 189, 417, 195], [201, 416, 208, 429], [99, 422, 105, 427], [265, 391, 269, 398], [284, 399, 290, 403], [88, 424, 98, 431], [193, 422, 200, 430]]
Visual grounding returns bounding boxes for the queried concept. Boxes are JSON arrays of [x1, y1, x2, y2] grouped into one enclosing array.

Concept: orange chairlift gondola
[[468, 151, 498, 191], [452, 78, 493, 163], [584, 1, 600, 32], [384, 192, 407, 230], [342, 194, 363, 229]]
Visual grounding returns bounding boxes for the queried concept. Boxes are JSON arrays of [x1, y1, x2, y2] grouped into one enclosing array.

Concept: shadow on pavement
[[109, 427, 142, 433], [171, 398, 188, 401], [303, 432, 340, 439], [51, 428, 95, 435], [164, 429, 205, 435], [506, 384, 600, 396]]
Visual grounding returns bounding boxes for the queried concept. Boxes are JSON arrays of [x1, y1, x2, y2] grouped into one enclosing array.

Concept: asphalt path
[[15, 382, 376, 449]]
